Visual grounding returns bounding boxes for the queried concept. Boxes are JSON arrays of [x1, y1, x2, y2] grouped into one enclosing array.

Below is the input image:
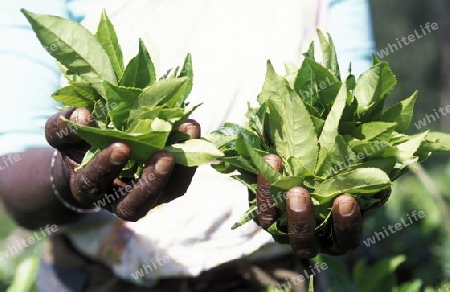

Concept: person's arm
[[0, 1, 80, 229], [1, 107, 201, 230], [0, 149, 83, 229]]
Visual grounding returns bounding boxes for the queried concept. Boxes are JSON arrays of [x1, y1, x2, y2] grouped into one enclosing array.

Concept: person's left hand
[[45, 107, 200, 221], [254, 154, 391, 259]]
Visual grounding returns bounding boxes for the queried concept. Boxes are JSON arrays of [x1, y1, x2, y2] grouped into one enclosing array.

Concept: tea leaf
[[119, 39, 156, 88], [165, 139, 224, 166], [95, 10, 124, 80], [21, 9, 117, 94]]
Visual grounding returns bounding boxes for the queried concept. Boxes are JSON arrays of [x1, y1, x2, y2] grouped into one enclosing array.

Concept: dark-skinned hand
[[45, 107, 199, 221], [254, 154, 391, 259]]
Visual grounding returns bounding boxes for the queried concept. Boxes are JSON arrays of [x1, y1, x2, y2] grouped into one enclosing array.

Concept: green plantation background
[[1, 1, 450, 291]]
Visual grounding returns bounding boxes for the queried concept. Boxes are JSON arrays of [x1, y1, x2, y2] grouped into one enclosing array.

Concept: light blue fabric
[[0, 0, 375, 155], [0, 0, 100, 155], [328, 0, 376, 77]]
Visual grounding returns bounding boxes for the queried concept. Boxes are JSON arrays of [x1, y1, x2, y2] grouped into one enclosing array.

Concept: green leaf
[[221, 156, 258, 174], [303, 58, 342, 110], [77, 146, 101, 170], [21, 9, 117, 94], [284, 61, 299, 88], [294, 58, 342, 117], [7, 255, 40, 292], [380, 91, 418, 132], [317, 29, 340, 78], [371, 53, 381, 65], [324, 135, 357, 176], [172, 103, 203, 130], [303, 41, 315, 60], [158, 108, 185, 123], [396, 131, 428, 161], [419, 131, 450, 152], [313, 168, 392, 199], [91, 99, 110, 128], [318, 83, 348, 150], [349, 140, 393, 160], [398, 279, 422, 292], [204, 132, 237, 150], [176, 53, 194, 106], [270, 176, 306, 211], [127, 106, 163, 131], [95, 9, 124, 80], [165, 139, 223, 166], [351, 122, 397, 141], [308, 116, 324, 138], [354, 62, 396, 118], [51, 85, 94, 108], [288, 156, 315, 177], [62, 118, 170, 162], [268, 219, 288, 236], [359, 255, 406, 292], [233, 124, 263, 152], [231, 204, 258, 230], [72, 82, 100, 102], [308, 275, 315, 292], [101, 81, 142, 130], [351, 157, 397, 175], [294, 58, 325, 116], [258, 60, 290, 104], [266, 78, 318, 171], [346, 72, 356, 91], [119, 38, 156, 88], [232, 171, 257, 194], [128, 77, 188, 124], [166, 130, 190, 145], [243, 139, 282, 184]]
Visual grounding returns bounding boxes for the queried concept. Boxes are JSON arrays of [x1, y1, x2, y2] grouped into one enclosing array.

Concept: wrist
[[50, 150, 101, 213]]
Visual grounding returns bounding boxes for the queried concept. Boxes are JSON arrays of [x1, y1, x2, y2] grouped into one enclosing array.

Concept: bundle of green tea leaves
[[206, 31, 450, 238], [22, 9, 222, 179]]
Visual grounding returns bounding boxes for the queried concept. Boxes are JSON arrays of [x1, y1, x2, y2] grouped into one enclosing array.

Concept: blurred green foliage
[[330, 165, 450, 291], [0, 212, 42, 291]]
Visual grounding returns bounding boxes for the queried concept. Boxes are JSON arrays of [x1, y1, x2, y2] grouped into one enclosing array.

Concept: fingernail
[[288, 192, 307, 212], [264, 155, 281, 170], [109, 148, 129, 164], [338, 200, 356, 216], [185, 125, 199, 138], [155, 157, 174, 174]]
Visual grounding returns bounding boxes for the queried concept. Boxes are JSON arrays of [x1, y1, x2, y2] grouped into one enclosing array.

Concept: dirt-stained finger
[[286, 187, 320, 259], [114, 150, 175, 221], [45, 108, 95, 148], [330, 194, 362, 253], [256, 154, 282, 229], [70, 143, 130, 205], [179, 119, 200, 139]]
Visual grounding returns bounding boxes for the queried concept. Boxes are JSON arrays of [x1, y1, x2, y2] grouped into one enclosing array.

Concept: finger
[[286, 187, 320, 259], [158, 119, 201, 204], [114, 150, 175, 221], [330, 194, 362, 253], [256, 154, 282, 229], [45, 108, 95, 148], [70, 143, 131, 205], [179, 119, 201, 139]]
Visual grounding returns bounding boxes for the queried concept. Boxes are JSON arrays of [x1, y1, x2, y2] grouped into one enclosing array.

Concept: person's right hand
[[254, 154, 391, 259], [45, 107, 199, 221]]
